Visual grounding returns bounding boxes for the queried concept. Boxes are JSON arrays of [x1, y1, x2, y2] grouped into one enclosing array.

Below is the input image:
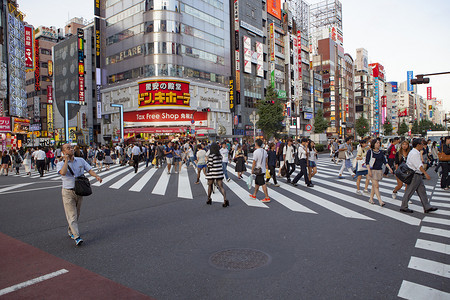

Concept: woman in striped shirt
[[206, 143, 229, 207]]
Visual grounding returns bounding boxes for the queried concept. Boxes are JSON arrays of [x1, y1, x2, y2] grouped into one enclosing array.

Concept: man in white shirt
[[283, 138, 295, 183], [220, 142, 230, 182], [250, 139, 270, 203], [195, 144, 207, 184], [292, 138, 314, 187], [34, 146, 47, 177], [400, 138, 438, 213], [131, 143, 141, 173]]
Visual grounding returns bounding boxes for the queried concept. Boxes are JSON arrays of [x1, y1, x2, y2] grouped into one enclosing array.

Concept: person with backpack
[[384, 137, 399, 177], [250, 139, 270, 203], [96, 147, 104, 172], [12, 149, 23, 175]]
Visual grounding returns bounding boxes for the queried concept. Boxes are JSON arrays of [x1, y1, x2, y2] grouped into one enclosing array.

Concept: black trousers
[[36, 160, 45, 176], [292, 159, 311, 185], [266, 165, 277, 184], [286, 162, 296, 182], [133, 156, 139, 173], [441, 162, 449, 188], [385, 158, 395, 175]]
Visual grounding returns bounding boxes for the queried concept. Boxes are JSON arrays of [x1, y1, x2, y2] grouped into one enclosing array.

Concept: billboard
[[374, 77, 380, 132], [267, 0, 281, 20], [95, 17, 101, 68], [34, 39, 40, 91], [0, 117, 11, 132], [138, 80, 190, 108], [47, 86, 53, 104], [389, 81, 398, 93], [95, 0, 101, 16], [124, 109, 207, 127], [407, 71, 413, 92], [77, 28, 85, 105], [369, 63, 385, 81], [243, 36, 251, 73], [256, 41, 263, 77], [427, 87, 432, 100], [24, 25, 34, 69], [47, 104, 53, 134], [229, 79, 234, 112], [269, 23, 275, 61]]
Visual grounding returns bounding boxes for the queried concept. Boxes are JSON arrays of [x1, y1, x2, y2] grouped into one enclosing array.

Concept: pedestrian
[[234, 144, 246, 179], [307, 140, 318, 182], [384, 137, 399, 177], [1, 150, 11, 176], [332, 138, 339, 163], [399, 138, 439, 213], [366, 139, 393, 207], [250, 139, 270, 202], [12, 150, 23, 175], [266, 142, 279, 186], [338, 137, 356, 179], [392, 140, 411, 199], [49, 147, 56, 170], [34, 146, 47, 177], [220, 142, 231, 182], [131, 143, 141, 173], [173, 143, 182, 173], [194, 144, 207, 184], [95, 147, 104, 172], [440, 136, 450, 190], [57, 143, 102, 246], [276, 141, 285, 177], [23, 148, 32, 175], [283, 138, 296, 183], [355, 139, 370, 195], [205, 142, 229, 207], [164, 142, 175, 174], [103, 146, 113, 171], [186, 143, 196, 168], [292, 138, 314, 187], [430, 141, 438, 167]]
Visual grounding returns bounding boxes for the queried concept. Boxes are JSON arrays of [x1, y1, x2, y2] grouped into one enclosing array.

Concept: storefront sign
[[25, 25, 34, 69], [12, 118, 30, 134], [34, 96, 40, 118], [95, 0, 101, 17], [35, 26, 57, 39], [47, 104, 53, 133], [124, 109, 207, 127], [78, 28, 85, 105], [229, 79, 235, 112], [30, 123, 41, 131], [304, 112, 313, 120], [0, 117, 11, 132], [138, 80, 190, 108], [34, 39, 40, 91], [95, 17, 101, 67], [48, 60, 53, 77], [269, 23, 275, 61], [47, 86, 53, 103], [79, 76, 85, 104], [256, 41, 263, 77]]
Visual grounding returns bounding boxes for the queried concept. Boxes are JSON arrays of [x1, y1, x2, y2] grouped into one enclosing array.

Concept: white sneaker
[[356, 190, 362, 195], [363, 190, 369, 196], [408, 200, 413, 204], [226, 178, 231, 182], [274, 184, 280, 187], [392, 192, 397, 199]]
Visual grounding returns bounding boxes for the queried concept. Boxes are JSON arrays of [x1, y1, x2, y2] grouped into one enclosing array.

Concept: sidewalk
[[0, 233, 152, 299]]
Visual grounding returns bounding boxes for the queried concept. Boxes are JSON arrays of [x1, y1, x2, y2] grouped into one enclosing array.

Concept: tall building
[[354, 48, 371, 128], [100, 0, 232, 143], [343, 53, 355, 137], [0, 0, 27, 151], [369, 62, 385, 135], [384, 81, 399, 134]]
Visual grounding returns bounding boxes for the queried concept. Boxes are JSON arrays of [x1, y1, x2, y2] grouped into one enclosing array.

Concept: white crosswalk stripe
[[178, 166, 193, 199], [398, 280, 450, 299], [129, 167, 158, 192], [152, 166, 171, 195]]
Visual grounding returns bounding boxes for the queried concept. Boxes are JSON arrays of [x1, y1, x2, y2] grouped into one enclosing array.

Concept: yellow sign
[[47, 104, 53, 133]]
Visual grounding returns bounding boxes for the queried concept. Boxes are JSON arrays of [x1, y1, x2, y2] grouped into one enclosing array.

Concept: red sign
[[305, 124, 312, 131], [25, 25, 34, 68], [427, 87, 432, 100], [381, 95, 387, 107], [138, 80, 190, 108], [78, 77, 85, 104], [369, 63, 385, 81], [124, 109, 207, 127], [47, 86, 53, 104], [297, 31, 302, 81], [0, 117, 11, 132], [398, 109, 408, 117]]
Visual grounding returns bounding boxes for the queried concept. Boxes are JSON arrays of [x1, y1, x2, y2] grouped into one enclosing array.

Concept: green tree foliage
[[383, 119, 393, 135], [355, 115, 369, 137], [411, 120, 420, 134], [256, 85, 284, 140], [313, 108, 329, 133], [398, 120, 409, 136]]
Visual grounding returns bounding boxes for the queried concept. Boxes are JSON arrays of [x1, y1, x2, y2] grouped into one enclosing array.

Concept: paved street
[[0, 154, 449, 299]]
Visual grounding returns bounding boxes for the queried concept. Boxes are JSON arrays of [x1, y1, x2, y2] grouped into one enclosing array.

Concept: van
[[381, 136, 397, 150]]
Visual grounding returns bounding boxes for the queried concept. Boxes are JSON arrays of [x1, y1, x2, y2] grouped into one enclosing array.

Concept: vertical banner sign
[[34, 39, 40, 91], [229, 80, 235, 112], [95, 0, 101, 16], [47, 104, 53, 135], [47, 86, 53, 104], [297, 31, 302, 81], [234, 0, 240, 92], [374, 77, 379, 132], [77, 28, 85, 105], [24, 25, 34, 69], [269, 23, 275, 61], [407, 71, 413, 92], [95, 17, 101, 68], [48, 60, 53, 76], [33, 96, 40, 121], [256, 41, 263, 77], [96, 84, 102, 119], [427, 87, 432, 100], [243, 36, 251, 73]]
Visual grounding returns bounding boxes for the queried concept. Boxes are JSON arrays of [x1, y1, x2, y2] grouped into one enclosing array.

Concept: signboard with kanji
[[138, 80, 190, 108]]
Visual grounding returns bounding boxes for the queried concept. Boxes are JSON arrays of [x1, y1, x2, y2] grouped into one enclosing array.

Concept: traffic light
[[292, 118, 297, 126], [202, 108, 211, 112], [410, 75, 430, 85]]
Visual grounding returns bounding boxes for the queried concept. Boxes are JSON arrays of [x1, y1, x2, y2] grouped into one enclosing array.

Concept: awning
[[124, 127, 187, 134]]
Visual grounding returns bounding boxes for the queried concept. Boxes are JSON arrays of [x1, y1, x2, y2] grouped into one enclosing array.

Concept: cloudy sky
[[19, 0, 450, 113]]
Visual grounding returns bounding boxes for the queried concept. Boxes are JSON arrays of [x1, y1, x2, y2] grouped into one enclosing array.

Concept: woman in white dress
[[23, 148, 32, 175]]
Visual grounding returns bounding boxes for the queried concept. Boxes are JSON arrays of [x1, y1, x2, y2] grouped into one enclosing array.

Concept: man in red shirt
[[385, 137, 399, 176]]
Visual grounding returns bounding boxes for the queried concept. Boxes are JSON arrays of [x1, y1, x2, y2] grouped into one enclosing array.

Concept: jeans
[[293, 159, 311, 185], [187, 156, 196, 168], [222, 162, 229, 179]]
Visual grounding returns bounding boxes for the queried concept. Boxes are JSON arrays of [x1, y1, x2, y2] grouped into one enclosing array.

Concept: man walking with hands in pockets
[[58, 143, 102, 246]]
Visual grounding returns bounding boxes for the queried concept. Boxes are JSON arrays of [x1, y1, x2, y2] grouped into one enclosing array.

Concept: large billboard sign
[[267, 0, 281, 20], [78, 28, 85, 105], [24, 25, 34, 69], [407, 71, 413, 92], [389, 81, 398, 93], [138, 80, 190, 108]]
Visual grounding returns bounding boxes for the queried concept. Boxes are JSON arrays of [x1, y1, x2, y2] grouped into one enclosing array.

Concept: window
[[41, 48, 51, 55], [107, 24, 144, 45], [180, 3, 224, 28]]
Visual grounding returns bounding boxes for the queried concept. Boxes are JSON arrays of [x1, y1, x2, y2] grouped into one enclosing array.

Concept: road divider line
[[0, 269, 69, 296]]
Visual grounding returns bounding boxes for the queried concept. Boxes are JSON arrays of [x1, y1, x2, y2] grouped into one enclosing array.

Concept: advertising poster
[[138, 80, 191, 108], [267, 0, 281, 20]]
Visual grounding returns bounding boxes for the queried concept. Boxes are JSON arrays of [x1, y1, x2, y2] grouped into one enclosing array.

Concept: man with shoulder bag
[[57, 143, 102, 246]]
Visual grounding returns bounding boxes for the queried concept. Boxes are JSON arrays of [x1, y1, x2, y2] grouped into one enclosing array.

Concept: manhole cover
[[209, 248, 271, 270]]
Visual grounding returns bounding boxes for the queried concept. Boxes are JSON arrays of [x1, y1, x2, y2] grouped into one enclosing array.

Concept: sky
[[18, 0, 450, 114]]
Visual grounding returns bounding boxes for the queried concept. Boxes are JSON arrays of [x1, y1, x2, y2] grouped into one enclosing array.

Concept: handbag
[[338, 149, 346, 160], [280, 164, 287, 177], [395, 162, 415, 184], [368, 150, 376, 168], [265, 169, 271, 179], [67, 165, 92, 197], [438, 151, 450, 162], [253, 167, 262, 175]]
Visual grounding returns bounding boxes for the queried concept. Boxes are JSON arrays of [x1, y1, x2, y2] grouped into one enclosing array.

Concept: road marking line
[[408, 256, 450, 278], [109, 165, 145, 189], [129, 167, 157, 192], [397, 280, 450, 299], [420, 226, 450, 239], [0, 183, 34, 193], [429, 201, 450, 208], [152, 167, 171, 195], [92, 163, 143, 186], [431, 196, 450, 202], [0, 269, 69, 296], [422, 216, 450, 226], [433, 191, 450, 196], [415, 239, 450, 255], [178, 167, 193, 199], [0, 185, 62, 195]]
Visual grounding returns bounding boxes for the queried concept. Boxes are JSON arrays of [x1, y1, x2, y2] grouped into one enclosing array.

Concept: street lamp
[[249, 111, 259, 144], [110, 103, 124, 143]]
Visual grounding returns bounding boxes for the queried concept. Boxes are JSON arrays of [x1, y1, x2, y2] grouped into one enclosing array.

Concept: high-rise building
[[384, 81, 399, 134], [100, 0, 232, 143], [343, 53, 355, 137], [369, 62, 385, 134]]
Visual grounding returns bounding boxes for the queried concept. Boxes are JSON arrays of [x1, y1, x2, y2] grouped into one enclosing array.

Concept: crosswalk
[[3, 157, 449, 227]]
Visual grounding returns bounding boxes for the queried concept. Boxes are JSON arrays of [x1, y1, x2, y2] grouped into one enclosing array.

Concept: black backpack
[[294, 145, 301, 166], [97, 151, 104, 160]]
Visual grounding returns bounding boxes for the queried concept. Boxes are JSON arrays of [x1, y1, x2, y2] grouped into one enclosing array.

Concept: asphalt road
[[0, 155, 448, 299]]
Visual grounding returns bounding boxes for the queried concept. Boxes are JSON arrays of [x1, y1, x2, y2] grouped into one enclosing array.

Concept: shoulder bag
[[438, 151, 450, 162], [67, 165, 92, 197], [394, 162, 415, 184]]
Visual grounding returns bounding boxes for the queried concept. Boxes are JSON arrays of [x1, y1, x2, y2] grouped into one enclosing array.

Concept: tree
[[398, 120, 409, 136], [313, 108, 329, 133], [411, 120, 420, 135], [383, 120, 393, 136], [355, 115, 369, 138], [256, 85, 284, 140]]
